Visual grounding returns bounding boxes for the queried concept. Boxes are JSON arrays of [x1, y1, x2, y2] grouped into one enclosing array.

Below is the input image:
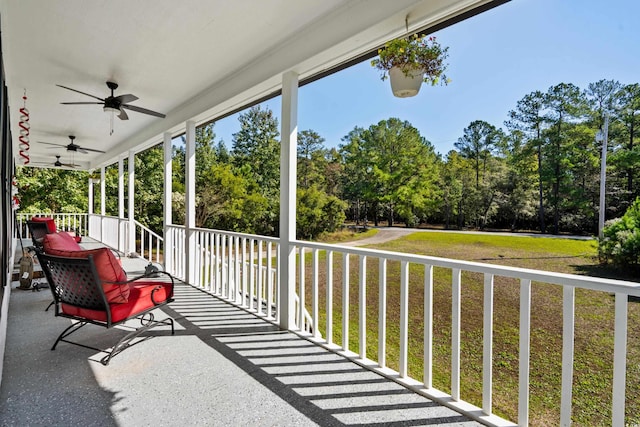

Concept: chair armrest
[[104, 269, 175, 286]]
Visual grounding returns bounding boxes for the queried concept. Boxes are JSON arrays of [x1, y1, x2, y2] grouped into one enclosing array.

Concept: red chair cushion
[[31, 216, 57, 233], [60, 280, 173, 323], [44, 245, 130, 304], [42, 232, 83, 252]]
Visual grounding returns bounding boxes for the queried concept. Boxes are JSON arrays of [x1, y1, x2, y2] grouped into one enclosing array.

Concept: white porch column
[[128, 150, 135, 256], [163, 132, 173, 273], [88, 177, 94, 215], [118, 157, 125, 252], [100, 166, 106, 240], [100, 166, 106, 216], [278, 71, 299, 329], [185, 121, 196, 284]]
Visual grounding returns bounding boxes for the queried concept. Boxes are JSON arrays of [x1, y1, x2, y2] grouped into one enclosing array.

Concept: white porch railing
[[166, 225, 314, 332], [164, 226, 640, 426], [87, 214, 163, 264], [291, 240, 640, 427], [16, 212, 88, 239]]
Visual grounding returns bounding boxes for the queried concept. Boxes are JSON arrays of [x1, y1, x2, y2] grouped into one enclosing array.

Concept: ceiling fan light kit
[[57, 81, 166, 135]]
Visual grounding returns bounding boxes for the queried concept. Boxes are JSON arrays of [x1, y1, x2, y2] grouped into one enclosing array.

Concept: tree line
[[17, 79, 639, 239]]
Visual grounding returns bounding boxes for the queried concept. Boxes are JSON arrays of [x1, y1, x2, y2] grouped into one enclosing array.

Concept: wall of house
[[0, 21, 15, 388]]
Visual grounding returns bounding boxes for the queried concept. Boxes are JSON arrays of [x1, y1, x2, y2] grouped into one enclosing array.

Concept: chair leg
[[100, 316, 175, 366], [52, 321, 89, 350]]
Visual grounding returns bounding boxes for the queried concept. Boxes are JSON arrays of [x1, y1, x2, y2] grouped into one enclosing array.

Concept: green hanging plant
[[371, 34, 450, 85]]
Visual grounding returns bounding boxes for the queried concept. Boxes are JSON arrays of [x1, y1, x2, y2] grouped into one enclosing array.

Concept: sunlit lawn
[[300, 231, 640, 426]]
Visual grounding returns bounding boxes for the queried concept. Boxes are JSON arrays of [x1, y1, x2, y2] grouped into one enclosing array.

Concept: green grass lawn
[[316, 227, 379, 243], [300, 231, 639, 426]]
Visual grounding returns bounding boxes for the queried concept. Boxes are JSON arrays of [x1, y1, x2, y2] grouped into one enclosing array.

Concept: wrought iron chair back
[[26, 220, 52, 248], [39, 253, 110, 317]]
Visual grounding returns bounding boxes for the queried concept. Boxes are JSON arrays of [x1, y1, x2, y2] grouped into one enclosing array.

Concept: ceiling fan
[[32, 155, 80, 169], [37, 135, 105, 154], [57, 81, 166, 120]]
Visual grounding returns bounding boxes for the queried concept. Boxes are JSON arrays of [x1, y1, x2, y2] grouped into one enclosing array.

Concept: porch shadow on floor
[[1, 281, 481, 426]]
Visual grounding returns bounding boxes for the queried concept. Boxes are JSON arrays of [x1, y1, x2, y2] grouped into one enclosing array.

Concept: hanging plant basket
[[371, 34, 449, 98], [389, 66, 423, 98]]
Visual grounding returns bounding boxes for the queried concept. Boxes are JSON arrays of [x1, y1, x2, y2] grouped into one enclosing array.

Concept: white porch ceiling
[[1, 0, 502, 170]]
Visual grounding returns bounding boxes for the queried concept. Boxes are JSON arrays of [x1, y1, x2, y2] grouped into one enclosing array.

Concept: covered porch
[[2, 1, 640, 426]]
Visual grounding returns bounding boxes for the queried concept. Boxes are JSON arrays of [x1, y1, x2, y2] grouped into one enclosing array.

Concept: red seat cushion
[[42, 232, 83, 252], [31, 216, 57, 233], [44, 246, 130, 303], [60, 280, 173, 323]]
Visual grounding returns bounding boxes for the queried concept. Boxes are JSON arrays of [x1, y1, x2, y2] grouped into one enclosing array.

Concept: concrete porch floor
[[1, 258, 481, 426]]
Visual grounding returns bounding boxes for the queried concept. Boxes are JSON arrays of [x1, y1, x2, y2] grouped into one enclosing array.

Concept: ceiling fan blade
[[56, 84, 104, 101], [121, 104, 166, 118], [61, 102, 104, 105], [77, 148, 89, 154], [37, 141, 67, 147], [114, 94, 138, 103], [118, 108, 129, 120], [78, 147, 106, 153]]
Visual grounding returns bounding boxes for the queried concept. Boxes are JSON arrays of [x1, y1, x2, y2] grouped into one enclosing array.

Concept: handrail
[[291, 239, 639, 426]]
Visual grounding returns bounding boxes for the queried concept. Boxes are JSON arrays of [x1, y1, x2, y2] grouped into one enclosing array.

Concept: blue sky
[[213, 0, 640, 156]]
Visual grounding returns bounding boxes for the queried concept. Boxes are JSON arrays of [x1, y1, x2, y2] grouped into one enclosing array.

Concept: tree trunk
[[373, 202, 379, 227], [537, 139, 546, 233], [445, 202, 451, 229]]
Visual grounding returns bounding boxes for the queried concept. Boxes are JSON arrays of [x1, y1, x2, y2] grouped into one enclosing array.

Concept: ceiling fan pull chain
[[18, 90, 30, 165]]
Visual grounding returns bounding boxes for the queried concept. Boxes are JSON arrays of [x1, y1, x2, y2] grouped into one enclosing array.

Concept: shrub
[[598, 197, 640, 267]]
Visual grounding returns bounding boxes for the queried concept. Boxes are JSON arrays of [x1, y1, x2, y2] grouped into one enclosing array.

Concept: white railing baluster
[[519, 279, 531, 427], [266, 242, 273, 317], [221, 235, 227, 298], [326, 250, 333, 345], [399, 260, 409, 378], [612, 292, 628, 427], [274, 242, 280, 323], [235, 236, 241, 304], [227, 236, 233, 299], [379, 258, 387, 369], [257, 240, 264, 315], [192, 232, 199, 287], [312, 248, 319, 338], [483, 273, 494, 416], [560, 285, 575, 427], [452, 268, 461, 401], [424, 264, 433, 388], [215, 233, 221, 294], [342, 252, 350, 351], [148, 229, 153, 261], [359, 255, 367, 359], [249, 238, 255, 310], [203, 232, 211, 290], [298, 246, 305, 331], [242, 237, 247, 307]]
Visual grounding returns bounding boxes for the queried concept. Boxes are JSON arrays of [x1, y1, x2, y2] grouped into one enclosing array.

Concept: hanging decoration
[[11, 176, 20, 210], [18, 90, 30, 165]]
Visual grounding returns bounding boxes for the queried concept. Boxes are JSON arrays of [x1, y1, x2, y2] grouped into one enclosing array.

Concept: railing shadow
[[159, 284, 480, 426]]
